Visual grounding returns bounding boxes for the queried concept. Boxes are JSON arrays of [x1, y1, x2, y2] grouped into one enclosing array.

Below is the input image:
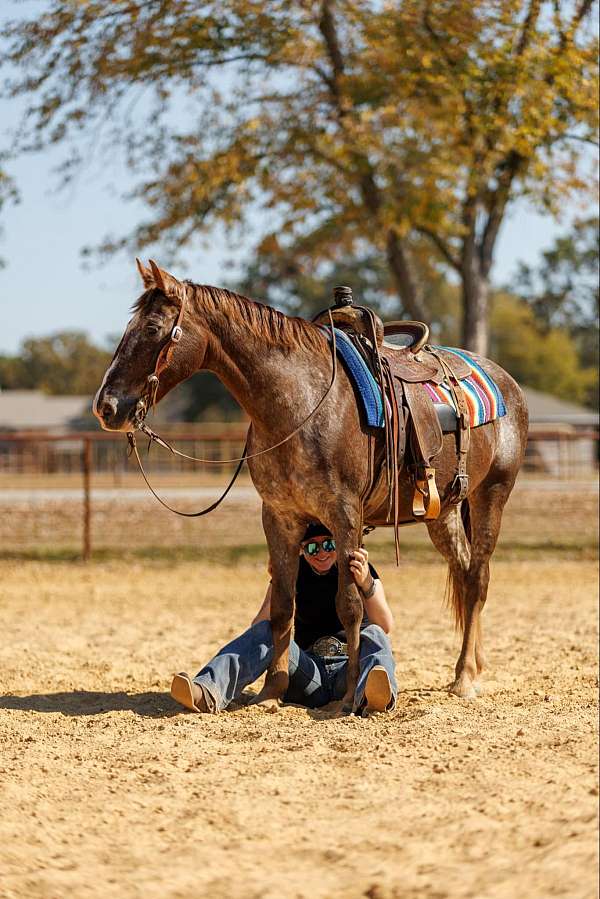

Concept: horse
[[93, 259, 528, 712]]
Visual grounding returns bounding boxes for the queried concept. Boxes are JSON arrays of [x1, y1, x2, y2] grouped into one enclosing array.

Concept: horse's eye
[[146, 322, 161, 336]]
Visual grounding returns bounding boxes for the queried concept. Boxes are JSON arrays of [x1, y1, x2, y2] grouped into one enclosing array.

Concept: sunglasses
[[303, 538, 336, 556]]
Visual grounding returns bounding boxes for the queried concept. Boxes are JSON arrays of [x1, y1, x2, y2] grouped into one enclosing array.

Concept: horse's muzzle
[[92, 390, 138, 432]]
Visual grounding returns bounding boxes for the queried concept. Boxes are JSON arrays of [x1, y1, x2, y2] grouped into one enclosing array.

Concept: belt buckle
[[312, 636, 345, 657]]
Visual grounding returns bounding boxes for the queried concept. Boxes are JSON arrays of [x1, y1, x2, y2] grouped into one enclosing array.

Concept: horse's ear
[[135, 257, 155, 289], [148, 259, 183, 302]]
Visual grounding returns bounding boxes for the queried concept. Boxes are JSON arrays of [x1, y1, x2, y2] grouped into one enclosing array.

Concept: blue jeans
[[193, 620, 397, 713]]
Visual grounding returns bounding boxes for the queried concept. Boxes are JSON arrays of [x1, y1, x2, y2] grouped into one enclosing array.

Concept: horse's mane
[[134, 283, 326, 354]]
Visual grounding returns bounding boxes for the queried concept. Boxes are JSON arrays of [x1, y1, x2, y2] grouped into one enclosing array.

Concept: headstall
[[126, 293, 338, 517]]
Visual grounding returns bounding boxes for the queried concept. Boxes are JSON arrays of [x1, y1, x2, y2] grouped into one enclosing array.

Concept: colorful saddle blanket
[[329, 330, 505, 430], [422, 348, 507, 428]]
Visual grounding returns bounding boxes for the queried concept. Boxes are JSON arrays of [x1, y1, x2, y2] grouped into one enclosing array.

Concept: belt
[[310, 636, 348, 658]]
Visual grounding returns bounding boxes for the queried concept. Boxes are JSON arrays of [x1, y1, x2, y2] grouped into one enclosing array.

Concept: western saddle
[[313, 287, 471, 555]]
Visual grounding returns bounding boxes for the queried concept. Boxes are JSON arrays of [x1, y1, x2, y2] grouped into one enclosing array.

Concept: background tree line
[[1, 216, 597, 416]]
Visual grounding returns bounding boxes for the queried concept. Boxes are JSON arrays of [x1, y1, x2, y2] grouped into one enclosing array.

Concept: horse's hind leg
[[426, 505, 473, 675], [450, 479, 513, 699]]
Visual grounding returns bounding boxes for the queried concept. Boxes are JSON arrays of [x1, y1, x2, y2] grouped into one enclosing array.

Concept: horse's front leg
[[332, 512, 364, 716], [252, 505, 304, 706]]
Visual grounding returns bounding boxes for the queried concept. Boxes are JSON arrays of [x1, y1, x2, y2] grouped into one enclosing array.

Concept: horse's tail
[[444, 499, 471, 633]]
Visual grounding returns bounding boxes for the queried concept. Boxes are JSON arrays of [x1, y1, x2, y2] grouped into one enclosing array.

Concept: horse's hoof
[[449, 675, 478, 700], [472, 679, 484, 696], [257, 698, 281, 713], [248, 690, 283, 711], [332, 701, 354, 718], [317, 700, 354, 718]]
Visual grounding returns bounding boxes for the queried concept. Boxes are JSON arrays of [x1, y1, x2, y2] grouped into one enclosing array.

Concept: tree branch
[[479, 150, 524, 276], [572, 0, 595, 28], [554, 0, 593, 51], [386, 229, 429, 323], [318, 1, 345, 84], [559, 132, 600, 146], [460, 191, 479, 272], [515, 0, 542, 55], [417, 226, 461, 272]]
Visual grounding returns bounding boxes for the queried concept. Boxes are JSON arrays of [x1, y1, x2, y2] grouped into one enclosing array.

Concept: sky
[[0, 83, 592, 357]]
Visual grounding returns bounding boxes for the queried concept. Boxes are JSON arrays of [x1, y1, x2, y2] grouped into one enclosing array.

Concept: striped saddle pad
[[327, 330, 505, 430], [423, 348, 506, 428]]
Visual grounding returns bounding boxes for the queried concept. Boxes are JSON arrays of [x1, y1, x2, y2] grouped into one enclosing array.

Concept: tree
[[512, 214, 599, 344], [2, 1, 597, 352], [510, 215, 599, 406], [489, 292, 597, 406], [0, 167, 17, 268], [0, 332, 112, 395]]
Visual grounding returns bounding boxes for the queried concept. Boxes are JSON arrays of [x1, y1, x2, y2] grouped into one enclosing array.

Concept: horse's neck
[[194, 298, 322, 429]]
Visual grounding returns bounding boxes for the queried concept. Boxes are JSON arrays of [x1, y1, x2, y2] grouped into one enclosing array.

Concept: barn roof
[[0, 390, 91, 433], [523, 387, 599, 427]]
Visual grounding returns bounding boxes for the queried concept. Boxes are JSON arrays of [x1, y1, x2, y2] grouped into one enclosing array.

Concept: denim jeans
[[193, 620, 397, 713]]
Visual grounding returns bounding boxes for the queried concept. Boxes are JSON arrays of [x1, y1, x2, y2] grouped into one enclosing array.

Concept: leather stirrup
[[412, 467, 441, 520]]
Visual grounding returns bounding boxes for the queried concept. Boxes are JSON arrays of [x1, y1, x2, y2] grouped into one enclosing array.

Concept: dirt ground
[[0, 556, 598, 899]]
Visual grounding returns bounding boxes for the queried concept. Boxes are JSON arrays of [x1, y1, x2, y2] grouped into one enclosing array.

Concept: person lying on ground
[[170, 524, 397, 715]]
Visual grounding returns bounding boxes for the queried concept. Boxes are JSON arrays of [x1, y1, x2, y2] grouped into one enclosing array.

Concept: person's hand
[[349, 547, 372, 592]]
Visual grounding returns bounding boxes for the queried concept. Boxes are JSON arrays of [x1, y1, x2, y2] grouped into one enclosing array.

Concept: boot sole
[[170, 673, 207, 713], [364, 666, 392, 712]]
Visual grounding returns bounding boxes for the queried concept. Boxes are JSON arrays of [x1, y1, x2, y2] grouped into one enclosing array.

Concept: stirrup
[[412, 467, 441, 520], [449, 473, 469, 503]]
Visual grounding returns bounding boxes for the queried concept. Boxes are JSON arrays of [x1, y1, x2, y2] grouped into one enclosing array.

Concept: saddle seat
[[314, 309, 471, 384], [382, 322, 472, 384]]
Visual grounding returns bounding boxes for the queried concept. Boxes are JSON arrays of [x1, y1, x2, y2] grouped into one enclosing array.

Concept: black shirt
[[293, 556, 380, 650]]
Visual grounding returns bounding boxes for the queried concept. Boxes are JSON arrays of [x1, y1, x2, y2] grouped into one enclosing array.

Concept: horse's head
[[93, 259, 204, 431]]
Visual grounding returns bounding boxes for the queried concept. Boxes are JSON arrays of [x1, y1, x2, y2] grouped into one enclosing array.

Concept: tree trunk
[[461, 267, 490, 355], [386, 228, 429, 323]]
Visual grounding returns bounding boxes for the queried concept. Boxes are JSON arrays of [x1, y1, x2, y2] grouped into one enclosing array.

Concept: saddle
[[313, 289, 472, 558]]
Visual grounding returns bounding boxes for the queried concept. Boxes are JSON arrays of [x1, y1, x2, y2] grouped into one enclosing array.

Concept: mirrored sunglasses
[[303, 538, 336, 556]]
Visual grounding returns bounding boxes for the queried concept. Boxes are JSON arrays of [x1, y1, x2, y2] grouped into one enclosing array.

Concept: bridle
[[131, 281, 188, 426], [125, 284, 338, 517]]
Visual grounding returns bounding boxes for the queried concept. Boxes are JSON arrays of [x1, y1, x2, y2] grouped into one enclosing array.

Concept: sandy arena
[[0, 552, 598, 899]]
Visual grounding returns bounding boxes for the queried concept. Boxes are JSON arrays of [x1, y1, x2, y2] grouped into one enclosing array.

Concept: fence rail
[[0, 429, 249, 560], [0, 426, 597, 560]]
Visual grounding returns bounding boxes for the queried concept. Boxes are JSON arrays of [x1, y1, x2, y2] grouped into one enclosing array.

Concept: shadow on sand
[[0, 690, 181, 718], [1, 684, 449, 722]]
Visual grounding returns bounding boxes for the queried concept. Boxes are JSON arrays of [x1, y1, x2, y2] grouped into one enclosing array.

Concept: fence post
[[82, 437, 92, 561]]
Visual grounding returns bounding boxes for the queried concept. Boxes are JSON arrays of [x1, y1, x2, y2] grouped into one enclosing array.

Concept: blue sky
[[0, 95, 589, 356]]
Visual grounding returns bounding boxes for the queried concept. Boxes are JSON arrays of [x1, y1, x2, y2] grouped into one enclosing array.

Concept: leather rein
[[126, 288, 338, 517]]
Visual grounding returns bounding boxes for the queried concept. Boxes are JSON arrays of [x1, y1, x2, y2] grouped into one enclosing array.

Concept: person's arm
[[349, 548, 394, 634], [252, 583, 272, 625]]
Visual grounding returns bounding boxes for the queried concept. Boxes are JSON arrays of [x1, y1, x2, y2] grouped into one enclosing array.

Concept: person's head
[[300, 523, 337, 574]]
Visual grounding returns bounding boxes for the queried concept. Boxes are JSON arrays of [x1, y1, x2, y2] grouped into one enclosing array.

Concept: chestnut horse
[[94, 260, 528, 711]]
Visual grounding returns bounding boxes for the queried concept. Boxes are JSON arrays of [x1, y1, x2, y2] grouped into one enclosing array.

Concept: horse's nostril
[[101, 398, 117, 421]]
